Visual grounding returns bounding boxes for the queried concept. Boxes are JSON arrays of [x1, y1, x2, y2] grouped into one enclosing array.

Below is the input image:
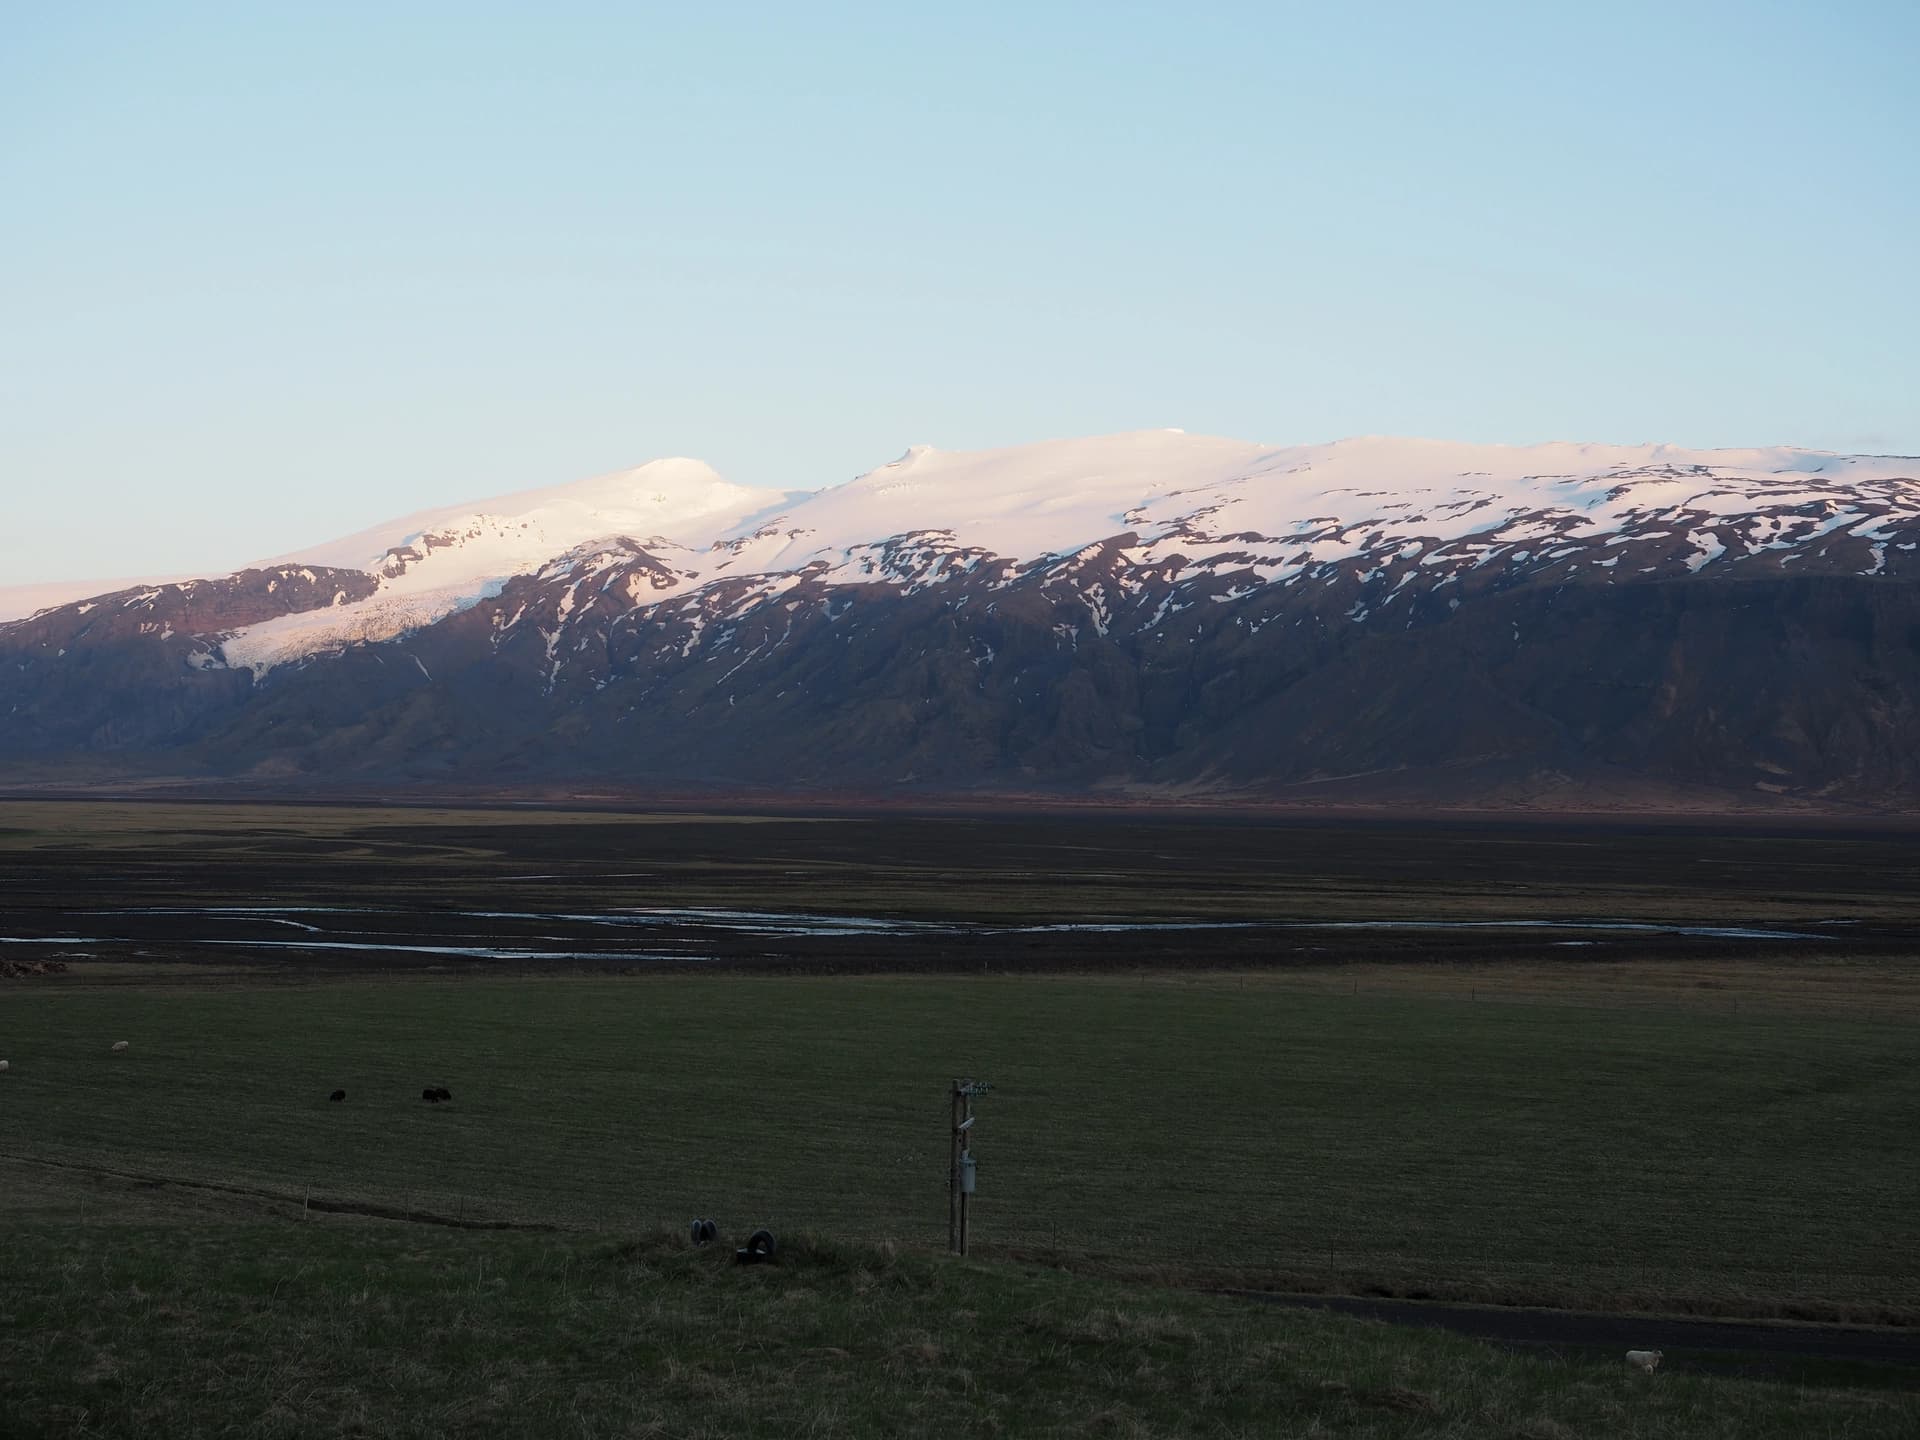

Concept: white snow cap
[[271, 456, 790, 574], [221, 459, 796, 674], [705, 430, 1918, 577], [11, 429, 1915, 656]]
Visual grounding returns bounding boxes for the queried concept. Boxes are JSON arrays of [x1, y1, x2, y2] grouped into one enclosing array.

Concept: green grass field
[[5, 967, 1915, 1322], [6, 798, 1918, 1434], [7, 1219, 1917, 1440]]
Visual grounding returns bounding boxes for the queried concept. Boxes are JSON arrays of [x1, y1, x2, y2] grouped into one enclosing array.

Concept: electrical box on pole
[[948, 1078, 991, 1255]]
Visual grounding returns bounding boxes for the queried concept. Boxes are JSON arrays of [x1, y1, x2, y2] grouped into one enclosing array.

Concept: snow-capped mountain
[[5, 431, 1918, 808], [218, 457, 797, 675]]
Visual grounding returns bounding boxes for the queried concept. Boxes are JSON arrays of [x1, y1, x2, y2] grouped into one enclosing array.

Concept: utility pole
[[948, 1078, 990, 1255]]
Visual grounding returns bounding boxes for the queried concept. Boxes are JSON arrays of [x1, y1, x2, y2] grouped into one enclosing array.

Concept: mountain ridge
[[9, 430, 1915, 623], [4, 430, 1918, 809]]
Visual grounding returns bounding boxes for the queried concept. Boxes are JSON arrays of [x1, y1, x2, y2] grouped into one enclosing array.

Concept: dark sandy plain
[[4, 798, 1920, 977]]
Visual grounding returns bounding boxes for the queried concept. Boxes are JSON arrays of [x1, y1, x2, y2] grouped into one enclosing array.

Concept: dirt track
[[1240, 1292, 1920, 1378]]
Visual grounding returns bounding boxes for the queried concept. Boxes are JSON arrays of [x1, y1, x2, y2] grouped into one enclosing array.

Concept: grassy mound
[[2, 1212, 1914, 1440]]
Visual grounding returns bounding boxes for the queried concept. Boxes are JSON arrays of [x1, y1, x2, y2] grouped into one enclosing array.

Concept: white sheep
[[0, 1059, 10, 1072], [110, 1040, 129, 1053], [1625, 1349, 1663, 1373]]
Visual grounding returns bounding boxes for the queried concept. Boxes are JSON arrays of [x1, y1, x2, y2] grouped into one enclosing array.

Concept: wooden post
[[958, 1086, 973, 1256], [949, 1080, 966, 1254], [948, 1078, 990, 1256]]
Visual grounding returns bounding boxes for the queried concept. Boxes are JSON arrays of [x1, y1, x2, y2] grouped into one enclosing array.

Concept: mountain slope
[[3, 432, 1917, 807], [220, 458, 795, 675]]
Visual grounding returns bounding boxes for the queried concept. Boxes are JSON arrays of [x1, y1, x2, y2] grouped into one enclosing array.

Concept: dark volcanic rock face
[[130, 547, 1920, 807], [0, 568, 375, 754]]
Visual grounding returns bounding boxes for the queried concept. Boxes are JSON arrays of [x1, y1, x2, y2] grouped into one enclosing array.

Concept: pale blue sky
[[3, 1, 1916, 583]]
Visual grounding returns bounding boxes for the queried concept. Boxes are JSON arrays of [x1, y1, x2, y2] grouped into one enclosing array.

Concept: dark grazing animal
[[422, 1086, 453, 1103], [329, 1089, 346, 1102], [434, 1086, 452, 1102]]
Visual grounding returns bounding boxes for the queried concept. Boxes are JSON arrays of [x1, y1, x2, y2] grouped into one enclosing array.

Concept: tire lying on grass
[[736, 1230, 778, 1265]]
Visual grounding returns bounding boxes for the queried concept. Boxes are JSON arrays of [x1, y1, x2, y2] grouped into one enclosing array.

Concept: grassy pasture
[[5, 801, 1918, 1436], [4, 967, 1915, 1322], [5, 1221, 1917, 1440]]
